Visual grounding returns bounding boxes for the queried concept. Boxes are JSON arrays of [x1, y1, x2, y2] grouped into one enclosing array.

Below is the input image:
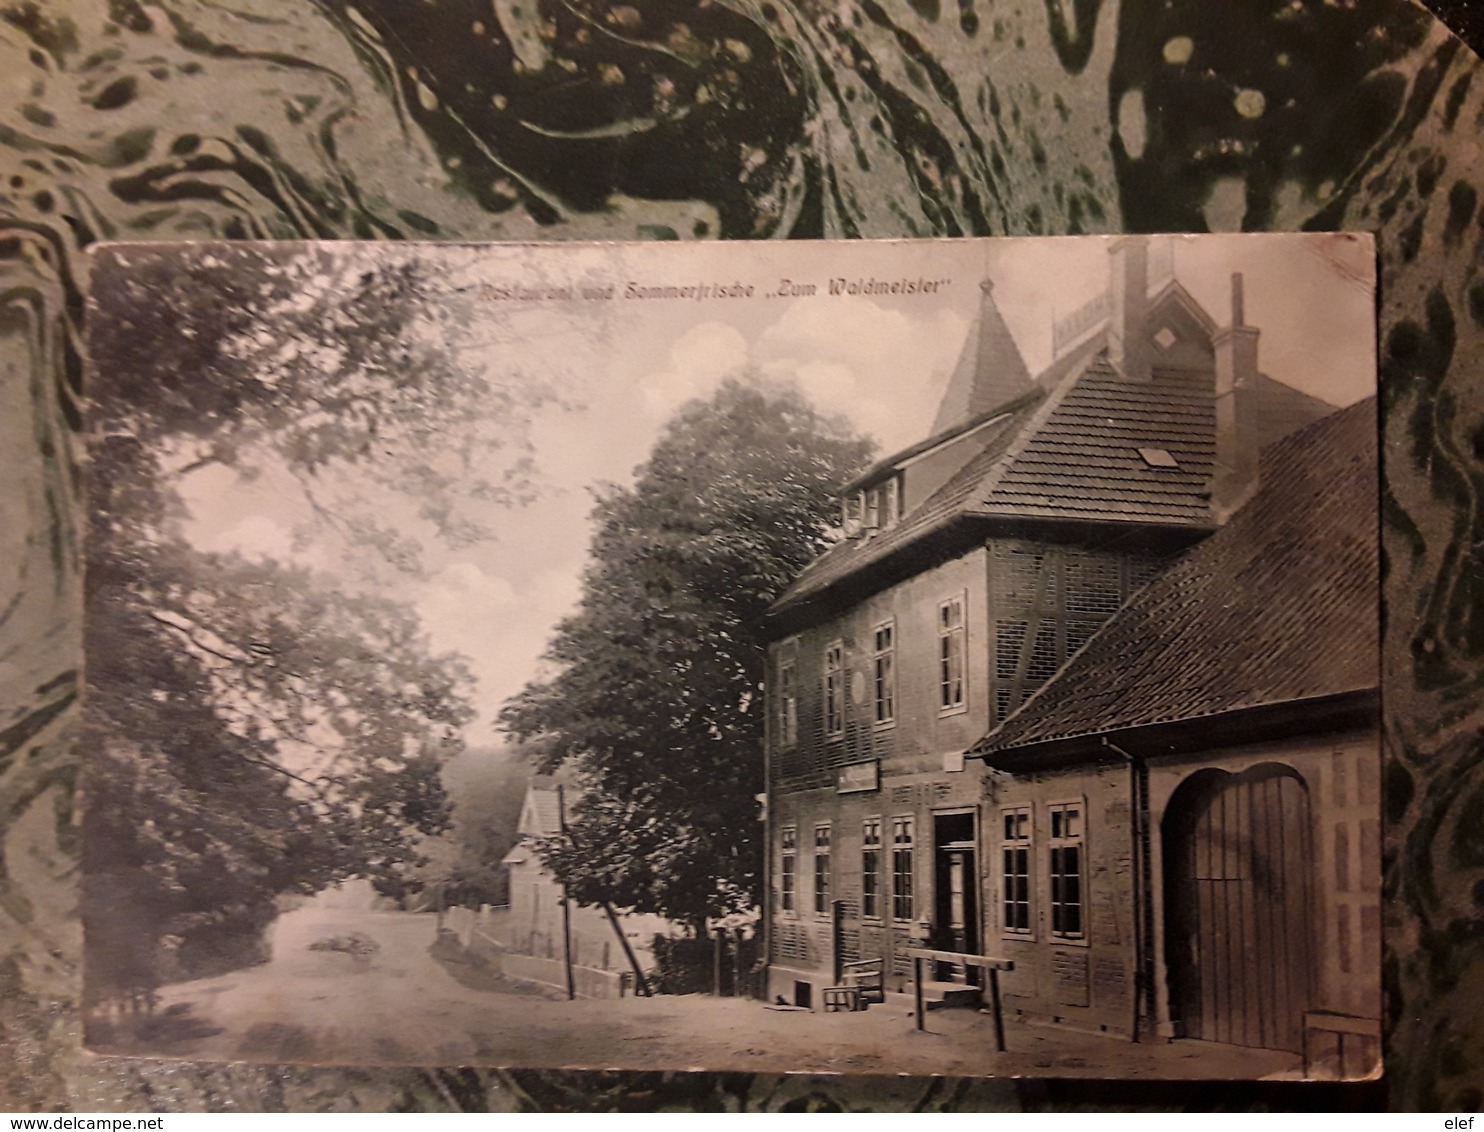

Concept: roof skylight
[[1137, 447, 1179, 468]]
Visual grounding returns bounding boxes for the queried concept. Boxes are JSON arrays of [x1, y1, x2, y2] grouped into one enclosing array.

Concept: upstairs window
[[776, 638, 798, 748], [850, 477, 902, 533], [938, 594, 967, 713], [882, 477, 900, 527], [824, 641, 845, 736], [841, 491, 862, 531], [872, 620, 896, 726]]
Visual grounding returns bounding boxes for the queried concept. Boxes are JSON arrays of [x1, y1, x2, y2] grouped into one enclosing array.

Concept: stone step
[[908, 979, 985, 1010]]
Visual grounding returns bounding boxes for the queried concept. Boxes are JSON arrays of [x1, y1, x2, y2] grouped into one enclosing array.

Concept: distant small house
[[501, 777, 674, 998]]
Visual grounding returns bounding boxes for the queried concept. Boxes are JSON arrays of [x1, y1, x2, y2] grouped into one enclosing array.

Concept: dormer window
[[842, 475, 903, 537], [882, 477, 900, 526], [842, 491, 862, 532]]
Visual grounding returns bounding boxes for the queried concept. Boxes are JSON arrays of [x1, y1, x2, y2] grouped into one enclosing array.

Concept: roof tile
[[973, 397, 1379, 755]]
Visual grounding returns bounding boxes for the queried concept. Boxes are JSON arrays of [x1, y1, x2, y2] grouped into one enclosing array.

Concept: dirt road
[[99, 902, 1306, 1079]]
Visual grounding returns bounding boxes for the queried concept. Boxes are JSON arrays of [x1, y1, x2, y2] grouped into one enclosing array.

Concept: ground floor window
[[892, 816, 915, 921], [1049, 801, 1084, 938], [813, 824, 832, 915], [862, 818, 883, 919], [780, 826, 797, 912], [1001, 806, 1032, 934]]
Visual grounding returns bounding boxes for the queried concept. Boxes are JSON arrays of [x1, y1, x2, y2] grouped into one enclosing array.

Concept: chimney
[[1210, 273, 1262, 523], [1108, 237, 1151, 383], [929, 278, 1033, 434]]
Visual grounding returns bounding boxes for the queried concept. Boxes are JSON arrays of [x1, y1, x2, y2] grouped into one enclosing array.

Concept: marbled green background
[[2, 0, 1481, 1111]]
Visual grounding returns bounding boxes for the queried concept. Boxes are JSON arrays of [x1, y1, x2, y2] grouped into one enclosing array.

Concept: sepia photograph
[[81, 233, 1378, 1080]]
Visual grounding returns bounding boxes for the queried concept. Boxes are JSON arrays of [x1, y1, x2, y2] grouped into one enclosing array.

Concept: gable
[[1144, 296, 1216, 373]]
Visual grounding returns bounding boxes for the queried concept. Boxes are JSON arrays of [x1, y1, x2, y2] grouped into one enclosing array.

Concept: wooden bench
[[840, 958, 886, 1005], [1302, 1011, 1381, 1078], [822, 985, 863, 1012], [902, 947, 1015, 1051]]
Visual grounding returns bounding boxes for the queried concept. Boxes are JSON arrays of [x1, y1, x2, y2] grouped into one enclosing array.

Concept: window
[[857, 479, 901, 532], [841, 491, 861, 530], [1001, 807, 1032, 935], [938, 595, 966, 712], [776, 638, 798, 748], [824, 641, 844, 736], [1049, 802, 1084, 938], [891, 816, 915, 921], [1136, 446, 1179, 468], [872, 621, 895, 726], [780, 826, 797, 913], [862, 818, 883, 919], [813, 824, 832, 915]]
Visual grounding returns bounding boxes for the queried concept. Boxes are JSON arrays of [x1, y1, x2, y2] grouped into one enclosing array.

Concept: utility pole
[[555, 783, 653, 996], [557, 786, 576, 1001], [713, 926, 725, 997]]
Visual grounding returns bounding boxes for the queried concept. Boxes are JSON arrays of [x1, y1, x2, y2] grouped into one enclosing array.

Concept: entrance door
[[933, 811, 980, 983], [1162, 764, 1315, 1052]]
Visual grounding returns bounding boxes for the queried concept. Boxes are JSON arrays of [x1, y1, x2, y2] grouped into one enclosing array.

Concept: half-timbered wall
[[988, 538, 1165, 723], [766, 536, 1173, 1006]]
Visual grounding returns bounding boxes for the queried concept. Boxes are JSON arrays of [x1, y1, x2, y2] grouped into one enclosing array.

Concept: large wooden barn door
[[1162, 765, 1315, 1052]]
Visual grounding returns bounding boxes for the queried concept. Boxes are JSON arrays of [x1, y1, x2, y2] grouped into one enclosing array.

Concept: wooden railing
[[902, 947, 1015, 1050]]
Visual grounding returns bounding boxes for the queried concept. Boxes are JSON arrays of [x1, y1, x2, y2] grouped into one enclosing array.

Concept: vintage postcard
[[82, 234, 1379, 1078]]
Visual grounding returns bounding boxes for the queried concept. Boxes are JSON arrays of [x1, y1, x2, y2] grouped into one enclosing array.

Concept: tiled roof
[[972, 396, 1379, 757], [971, 354, 1218, 526], [771, 288, 1333, 619], [773, 392, 1042, 613]]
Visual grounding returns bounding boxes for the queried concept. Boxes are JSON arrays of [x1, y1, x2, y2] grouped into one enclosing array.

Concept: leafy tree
[[500, 378, 873, 932], [83, 245, 547, 1000], [89, 244, 564, 573]]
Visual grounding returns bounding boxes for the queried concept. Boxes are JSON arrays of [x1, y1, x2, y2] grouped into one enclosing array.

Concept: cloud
[[755, 300, 968, 453], [639, 321, 750, 422]]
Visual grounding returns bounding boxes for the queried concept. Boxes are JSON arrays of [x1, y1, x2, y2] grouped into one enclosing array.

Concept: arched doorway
[[1161, 764, 1315, 1052]]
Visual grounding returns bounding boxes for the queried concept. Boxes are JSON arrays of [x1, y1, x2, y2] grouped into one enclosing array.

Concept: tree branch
[[147, 611, 255, 667]]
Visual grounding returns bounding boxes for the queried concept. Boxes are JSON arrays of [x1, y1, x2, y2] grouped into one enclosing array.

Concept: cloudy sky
[[183, 234, 1377, 728]]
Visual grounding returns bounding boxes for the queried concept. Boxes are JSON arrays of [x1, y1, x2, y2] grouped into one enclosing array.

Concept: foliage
[[89, 243, 562, 574], [500, 378, 873, 928], [416, 745, 533, 908], [82, 245, 537, 998]]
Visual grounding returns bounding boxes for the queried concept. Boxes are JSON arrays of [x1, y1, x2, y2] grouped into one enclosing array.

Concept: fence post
[[732, 927, 744, 998], [914, 954, 926, 1032]]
